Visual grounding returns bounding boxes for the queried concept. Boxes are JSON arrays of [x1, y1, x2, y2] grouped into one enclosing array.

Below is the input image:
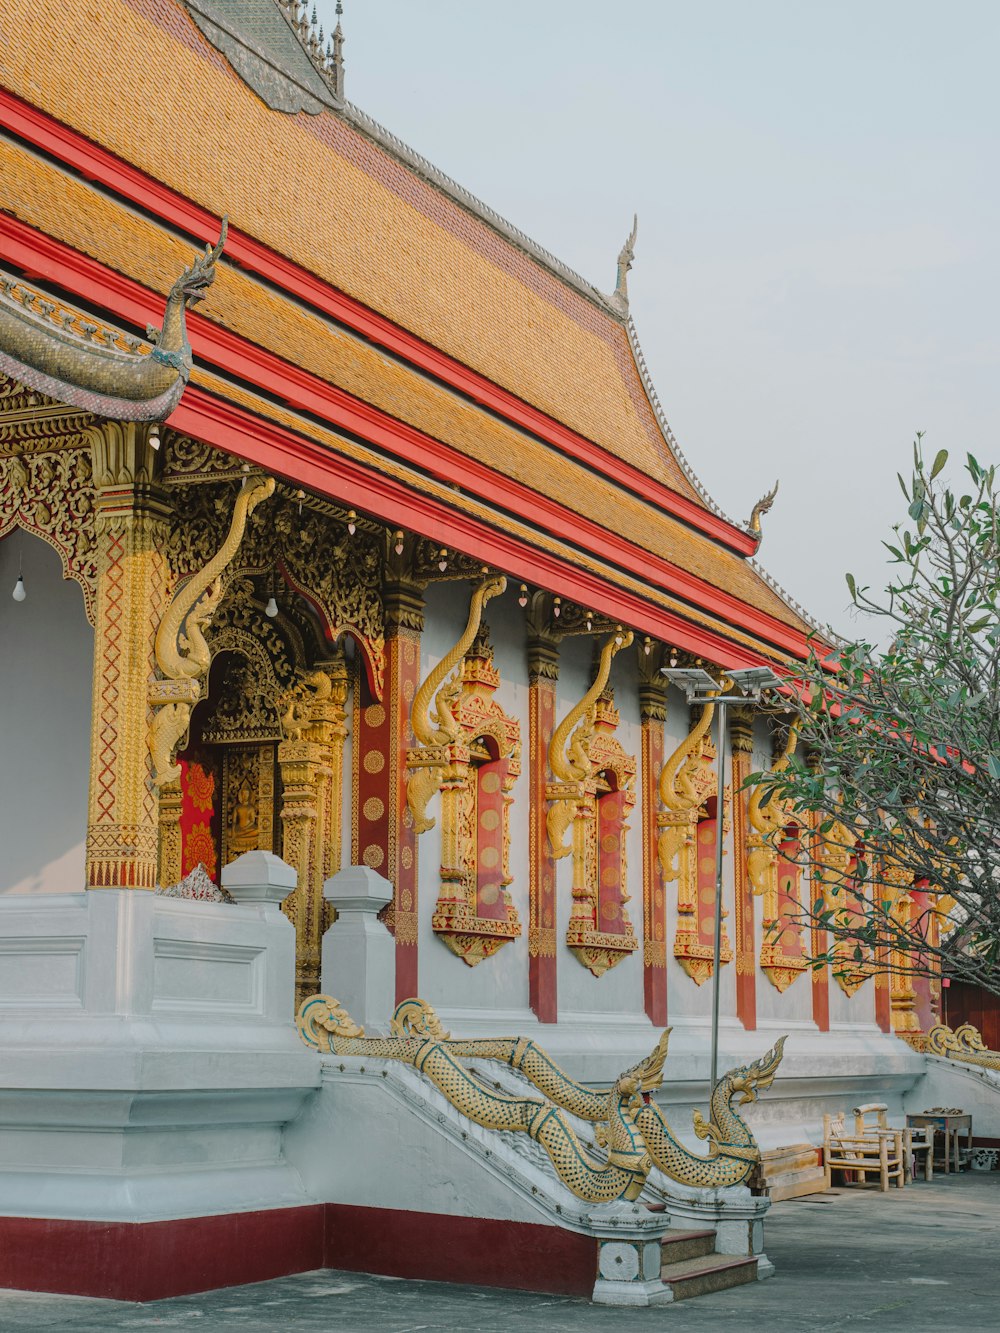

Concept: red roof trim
[[0, 212, 812, 659], [0, 86, 757, 556], [175, 384, 795, 670]]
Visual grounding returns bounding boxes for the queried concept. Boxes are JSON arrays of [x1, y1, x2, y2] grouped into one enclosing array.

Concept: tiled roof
[[0, 0, 818, 641]]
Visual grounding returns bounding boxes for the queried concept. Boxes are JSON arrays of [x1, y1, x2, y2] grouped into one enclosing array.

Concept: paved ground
[[1, 1173, 998, 1331]]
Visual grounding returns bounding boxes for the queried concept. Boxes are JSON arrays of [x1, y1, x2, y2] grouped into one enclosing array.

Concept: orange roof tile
[[0, 0, 819, 643]]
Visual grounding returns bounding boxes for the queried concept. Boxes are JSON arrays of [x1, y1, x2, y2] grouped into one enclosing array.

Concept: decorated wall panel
[[658, 702, 732, 986], [407, 579, 522, 966]]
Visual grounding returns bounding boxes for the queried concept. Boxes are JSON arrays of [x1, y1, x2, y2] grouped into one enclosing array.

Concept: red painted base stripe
[[0, 1204, 599, 1301], [0, 1206, 325, 1302], [325, 1203, 597, 1297]]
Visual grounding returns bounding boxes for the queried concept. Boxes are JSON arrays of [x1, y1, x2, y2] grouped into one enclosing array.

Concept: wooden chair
[[853, 1103, 908, 1186], [823, 1111, 905, 1192]]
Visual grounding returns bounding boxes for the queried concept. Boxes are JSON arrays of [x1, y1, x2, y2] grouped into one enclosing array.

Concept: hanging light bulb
[[643, 636, 652, 656], [296, 488, 306, 517], [518, 583, 528, 608], [11, 546, 25, 602], [585, 611, 593, 632], [347, 510, 357, 536], [553, 596, 561, 619], [148, 423, 160, 451], [265, 594, 279, 618], [394, 530, 405, 556], [438, 548, 449, 572], [670, 647, 679, 668]]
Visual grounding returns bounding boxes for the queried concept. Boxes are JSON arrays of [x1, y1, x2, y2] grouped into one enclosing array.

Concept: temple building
[[0, 0, 977, 1307]]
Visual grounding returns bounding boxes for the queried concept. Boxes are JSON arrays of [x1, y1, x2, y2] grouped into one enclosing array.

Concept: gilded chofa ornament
[[547, 631, 638, 976], [748, 724, 808, 993], [0, 222, 227, 421], [298, 995, 784, 1196], [148, 475, 275, 786], [407, 577, 522, 965], [659, 702, 733, 985]]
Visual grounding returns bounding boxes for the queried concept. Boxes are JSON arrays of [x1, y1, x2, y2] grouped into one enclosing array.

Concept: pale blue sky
[[314, 0, 999, 637]]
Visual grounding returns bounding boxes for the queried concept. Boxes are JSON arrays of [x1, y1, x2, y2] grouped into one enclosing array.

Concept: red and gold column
[[354, 575, 423, 1003], [730, 709, 757, 1031], [807, 767, 830, 1031], [638, 661, 667, 1027], [84, 421, 170, 891], [527, 632, 558, 1022]]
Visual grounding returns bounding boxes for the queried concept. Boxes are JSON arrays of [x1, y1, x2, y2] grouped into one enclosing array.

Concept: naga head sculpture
[[296, 994, 364, 1049], [171, 217, 229, 308], [727, 1035, 787, 1106]]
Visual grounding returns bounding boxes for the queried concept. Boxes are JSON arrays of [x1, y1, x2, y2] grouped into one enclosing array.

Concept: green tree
[[752, 441, 1000, 997]]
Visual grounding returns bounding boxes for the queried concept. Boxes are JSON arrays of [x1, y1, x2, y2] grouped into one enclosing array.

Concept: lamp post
[[660, 665, 783, 1094]]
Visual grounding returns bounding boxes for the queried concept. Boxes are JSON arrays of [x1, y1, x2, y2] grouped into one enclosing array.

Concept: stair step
[[660, 1253, 759, 1301], [660, 1228, 717, 1264]]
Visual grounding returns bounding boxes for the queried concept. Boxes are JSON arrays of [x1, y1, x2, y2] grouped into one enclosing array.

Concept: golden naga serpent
[[298, 995, 785, 1202], [298, 994, 651, 1204]]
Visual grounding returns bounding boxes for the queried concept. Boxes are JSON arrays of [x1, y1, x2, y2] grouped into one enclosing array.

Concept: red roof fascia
[[174, 384, 787, 670], [0, 86, 757, 556], [0, 212, 813, 659]]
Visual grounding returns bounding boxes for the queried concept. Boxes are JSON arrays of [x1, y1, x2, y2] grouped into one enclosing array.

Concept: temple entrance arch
[[0, 531, 93, 894]]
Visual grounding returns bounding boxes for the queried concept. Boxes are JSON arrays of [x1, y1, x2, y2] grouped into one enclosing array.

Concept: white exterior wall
[[0, 534, 92, 896]]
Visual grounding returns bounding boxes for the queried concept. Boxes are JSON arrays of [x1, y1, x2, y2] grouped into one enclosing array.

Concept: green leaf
[[930, 449, 948, 480], [987, 755, 1000, 781]]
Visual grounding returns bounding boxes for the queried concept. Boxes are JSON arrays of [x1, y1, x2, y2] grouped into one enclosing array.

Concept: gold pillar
[[84, 421, 170, 890], [279, 668, 347, 1000], [157, 779, 183, 887]]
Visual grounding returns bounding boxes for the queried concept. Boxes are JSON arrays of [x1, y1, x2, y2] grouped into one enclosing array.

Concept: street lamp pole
[[660, 665, 783, 1096]]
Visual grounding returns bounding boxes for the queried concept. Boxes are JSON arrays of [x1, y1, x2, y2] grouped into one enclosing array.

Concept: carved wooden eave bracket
[[0, 222, 227, 423], [148, 474, 275, 788], [659, 700, 733, 985], [407, 576, 522, 966], [747, 723, 808, 993], [547, 629, 638, 977]]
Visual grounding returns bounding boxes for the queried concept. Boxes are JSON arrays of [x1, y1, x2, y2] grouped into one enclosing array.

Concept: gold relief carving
[[747, 725, 808, 993], [221, 745, 276, 866], [546, 631, 639, 976], [156, 780, 183, 887], [408, 584, 522, 965], [147, 476, 275, 788], [84, 420, 170, 892], [0, 415, 98, 619], [407, 576, 505, 833], [659, 701, 733, 985], [279, 663, 350, 1000], [162, 433, 247, 484]]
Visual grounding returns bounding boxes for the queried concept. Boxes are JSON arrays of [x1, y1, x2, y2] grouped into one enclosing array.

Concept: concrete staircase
[[659, 1228, 758, 1300]]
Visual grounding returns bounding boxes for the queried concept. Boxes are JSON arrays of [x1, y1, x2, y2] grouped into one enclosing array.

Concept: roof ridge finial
[[611, 213, 638, 316], [330, 0, 345, 100]]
